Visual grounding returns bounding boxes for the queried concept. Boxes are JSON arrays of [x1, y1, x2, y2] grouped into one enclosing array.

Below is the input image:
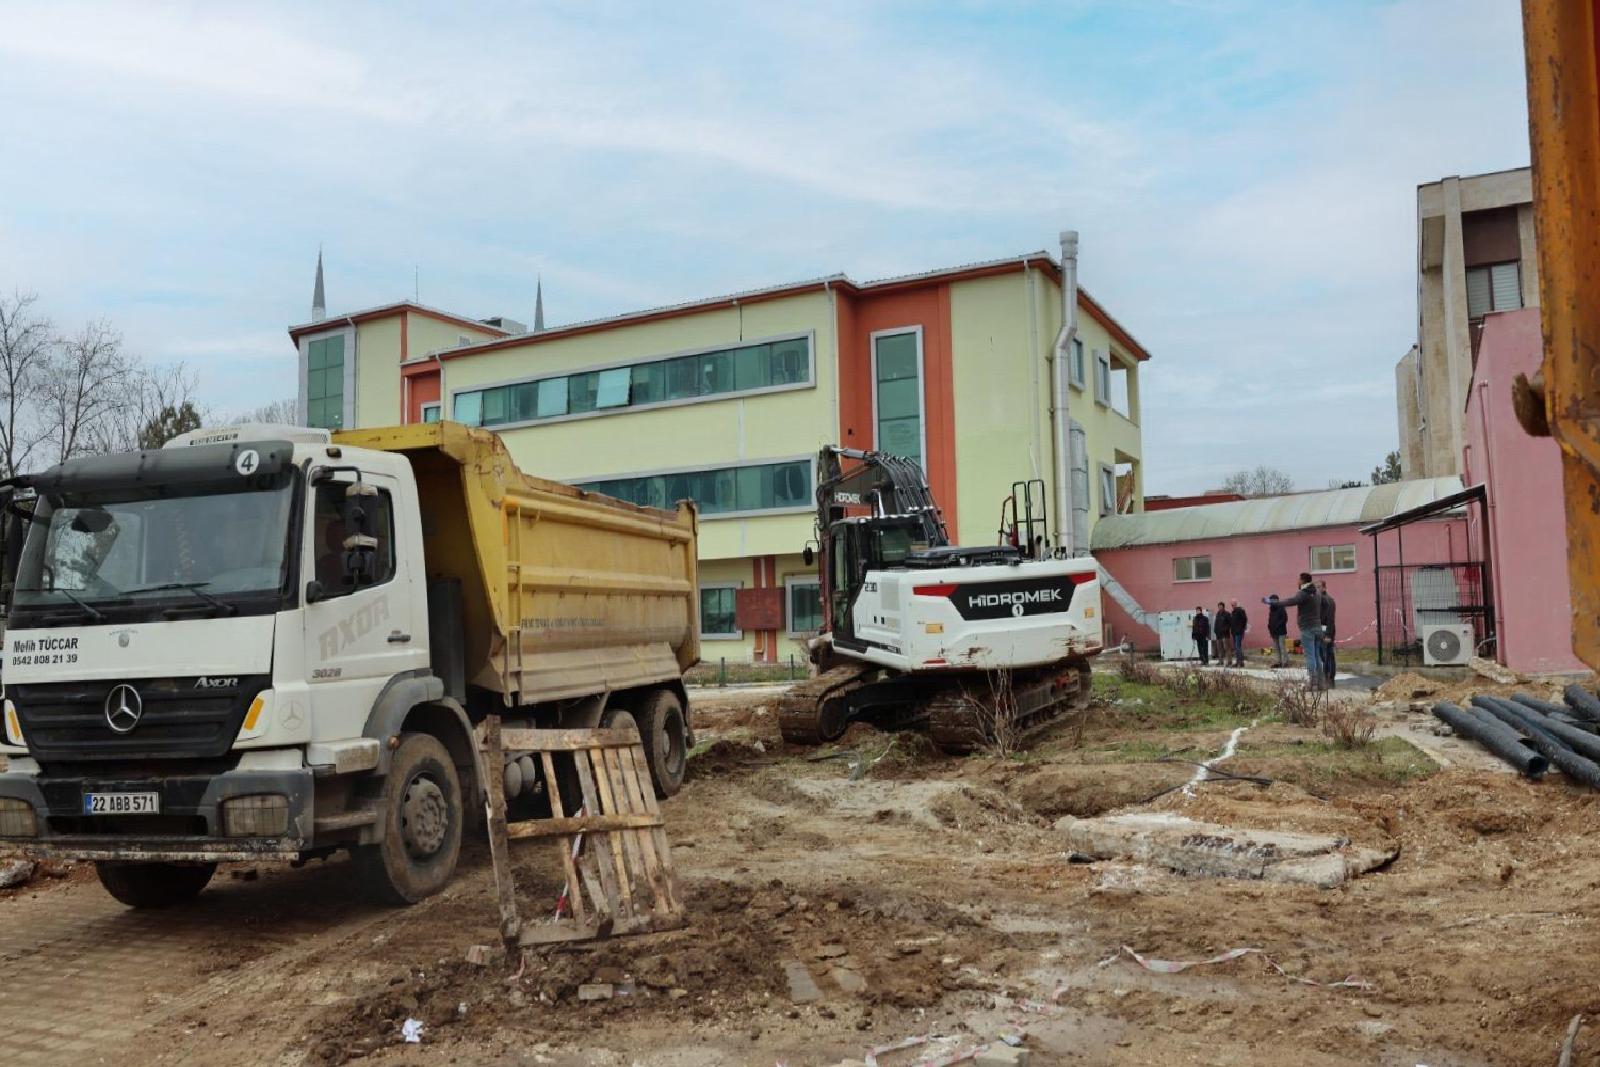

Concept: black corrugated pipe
[[1472, 695, 1563, 745], [1472, 696, 1600, 790], [1506, 695, 1600, 763], [1432, 702, 1548, 777], [1563, 684, 1600, 724], [1514, 693, 1600, 734]]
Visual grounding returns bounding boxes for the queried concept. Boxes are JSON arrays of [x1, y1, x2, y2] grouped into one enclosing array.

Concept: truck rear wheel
[[636, 690, 687, 798], [95, 861, 216, 908], [353, 732, 463, 906]]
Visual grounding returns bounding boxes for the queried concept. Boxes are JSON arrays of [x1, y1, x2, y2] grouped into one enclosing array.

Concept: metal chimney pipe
[[1052, 230, 1080, 555]]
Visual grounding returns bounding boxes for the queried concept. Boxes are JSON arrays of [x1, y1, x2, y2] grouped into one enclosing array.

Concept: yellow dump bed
[[334, 422, 699, 703]]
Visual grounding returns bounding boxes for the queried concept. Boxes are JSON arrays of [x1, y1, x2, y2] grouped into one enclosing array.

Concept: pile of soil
[[685, 739, 771, 781], [1374, 670, 1582, 709], [302, 877, 999, 1065]]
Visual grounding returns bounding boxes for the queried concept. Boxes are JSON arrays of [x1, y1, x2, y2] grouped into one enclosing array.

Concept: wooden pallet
[[481, 717, 685, 950]]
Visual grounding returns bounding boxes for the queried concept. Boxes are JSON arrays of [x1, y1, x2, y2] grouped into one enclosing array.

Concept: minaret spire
[[534, 276, 545, 332], [311, 248, 326, 323]]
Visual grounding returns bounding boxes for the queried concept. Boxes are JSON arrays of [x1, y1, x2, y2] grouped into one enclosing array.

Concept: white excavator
[[778, 446, 1103, 752]]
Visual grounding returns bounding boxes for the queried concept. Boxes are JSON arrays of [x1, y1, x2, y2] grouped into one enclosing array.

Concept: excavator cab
[[826, 515, 926, 642]]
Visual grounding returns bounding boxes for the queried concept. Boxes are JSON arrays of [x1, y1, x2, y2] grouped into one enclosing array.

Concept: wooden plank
[[504, 812, 662, 839], [499, 727, 644, 751], [572, 750, 626, 920], [601, 746, 648, 909], [586, 748, 636, 918], [575, 852, 612, 928], [519, 921, 601, 946], [539, 749, 585, 927], [481, 716, 522, 952], [618, 746, 672, 915]]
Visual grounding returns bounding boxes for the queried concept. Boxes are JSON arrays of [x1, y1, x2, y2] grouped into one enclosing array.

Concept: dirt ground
[[5, 670, 1600, 1066]]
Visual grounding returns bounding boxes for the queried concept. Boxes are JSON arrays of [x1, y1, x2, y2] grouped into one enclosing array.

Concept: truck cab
[[0, 423, 698, 907]]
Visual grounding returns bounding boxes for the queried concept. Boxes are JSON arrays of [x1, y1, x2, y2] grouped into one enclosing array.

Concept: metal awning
[[1358, 483, 1486, 536]]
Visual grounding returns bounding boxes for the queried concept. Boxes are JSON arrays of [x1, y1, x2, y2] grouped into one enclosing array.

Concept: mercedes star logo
[[104, 684, 143, 734]]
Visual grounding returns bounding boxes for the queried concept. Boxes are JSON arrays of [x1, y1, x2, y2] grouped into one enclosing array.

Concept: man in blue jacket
[[1265, 573, 1324, 689]]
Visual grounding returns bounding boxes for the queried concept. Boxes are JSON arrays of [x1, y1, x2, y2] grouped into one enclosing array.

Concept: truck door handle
[[387, 631, 412, 644]]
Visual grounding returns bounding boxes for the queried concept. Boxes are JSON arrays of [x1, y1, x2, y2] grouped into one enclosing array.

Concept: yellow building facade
[[290, 253, 1150, 664]]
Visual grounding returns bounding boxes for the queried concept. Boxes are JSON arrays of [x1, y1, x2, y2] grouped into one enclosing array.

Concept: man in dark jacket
[[1318, 581, 1338, 687], [1191, 606, 1211, 665], [1211, 601, 1231, 666], [1267, 598, 1289, 667], [1229, 600, 1248, 666], [1265, 573, 1324, 689]]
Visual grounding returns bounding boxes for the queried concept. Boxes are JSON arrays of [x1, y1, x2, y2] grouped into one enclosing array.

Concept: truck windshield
[[12, 478, 297, 621]]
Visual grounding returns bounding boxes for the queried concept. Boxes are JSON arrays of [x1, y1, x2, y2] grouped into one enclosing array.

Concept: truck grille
[[9, 676, 270, 763]]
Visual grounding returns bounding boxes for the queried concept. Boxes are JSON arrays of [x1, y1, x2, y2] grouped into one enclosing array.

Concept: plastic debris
[[400, 1018, 424, 1043], [1116, 945, 1373, 990]]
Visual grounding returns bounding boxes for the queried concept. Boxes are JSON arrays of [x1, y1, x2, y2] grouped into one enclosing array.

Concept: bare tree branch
[[1220, 465, 1294, 497], [231, 397, 298, 426], [0, 291, 53, 477], [40, 319, 133, 465]]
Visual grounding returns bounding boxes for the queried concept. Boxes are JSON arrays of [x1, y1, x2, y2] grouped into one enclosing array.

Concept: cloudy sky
[[0, 0, 1530, 493]]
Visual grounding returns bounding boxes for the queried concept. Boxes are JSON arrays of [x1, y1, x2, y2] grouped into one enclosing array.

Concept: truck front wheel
[[353, 731, 463, 906], [637, 690, 688, 798], [96, 861, 216, 908]]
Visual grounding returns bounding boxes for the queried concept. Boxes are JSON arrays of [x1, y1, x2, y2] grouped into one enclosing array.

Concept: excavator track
[[777, 666, 874, 745], [926, 659, 1094, 754]]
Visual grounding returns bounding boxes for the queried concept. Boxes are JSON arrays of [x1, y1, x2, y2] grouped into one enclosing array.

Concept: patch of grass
[[1095, 671, 1269, 733], [1234, 735, 1438, 789], [686, 661, 808, 686], [1079, 739, 1201, 764]]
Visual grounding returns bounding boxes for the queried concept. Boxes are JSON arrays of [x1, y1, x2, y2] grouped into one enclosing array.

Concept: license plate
[[83, 792, 160, 815]]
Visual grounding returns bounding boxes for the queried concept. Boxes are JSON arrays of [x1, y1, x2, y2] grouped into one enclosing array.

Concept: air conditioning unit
[[1422, 623, 1475, 666]]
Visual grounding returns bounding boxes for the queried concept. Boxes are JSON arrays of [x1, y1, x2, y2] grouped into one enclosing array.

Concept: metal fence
[[1374, 561, 1495, 666]]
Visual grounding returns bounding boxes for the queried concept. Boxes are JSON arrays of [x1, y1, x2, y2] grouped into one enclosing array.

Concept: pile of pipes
[[1432, 684, 1600, 787]]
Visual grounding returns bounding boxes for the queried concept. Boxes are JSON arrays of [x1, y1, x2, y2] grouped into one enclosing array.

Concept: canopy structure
[[1091, 477, 1464, 551]]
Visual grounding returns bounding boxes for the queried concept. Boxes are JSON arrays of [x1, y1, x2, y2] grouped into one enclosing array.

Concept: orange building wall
[[835, 286, 960, 541]]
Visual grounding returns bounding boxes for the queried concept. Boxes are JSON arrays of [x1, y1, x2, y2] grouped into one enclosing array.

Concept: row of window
[[577, 459, 811, 517], [700, 581, 822, 639], [306, 335, 346, 431], [452, 336, 811, 429], [1174, 544, 1357, 583]]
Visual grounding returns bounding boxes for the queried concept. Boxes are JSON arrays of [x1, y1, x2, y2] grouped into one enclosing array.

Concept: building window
[[306, 335, 345, 430], [786, 578, 823, 635], [1094, 350, 1112, 407], [451, 333, 811, 429], [1466, 261, 1522, 319], [1098, 463, 1116, 516], [1173, 556, 1212, 583], [873, 328, 923, 466], [699, 584, 740, 639], [420, 402, 441, 423], [1070, 338, 1086, 389], [577, 458, 812, 518], [1310, 544, 1357, 573]]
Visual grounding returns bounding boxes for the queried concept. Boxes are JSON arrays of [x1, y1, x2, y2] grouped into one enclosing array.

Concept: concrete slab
[[1055, 812, 1395, 888]]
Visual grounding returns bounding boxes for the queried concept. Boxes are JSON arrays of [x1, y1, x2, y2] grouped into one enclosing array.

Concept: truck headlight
[[0, 798, 38, 837], [221, 794, 288, 837]]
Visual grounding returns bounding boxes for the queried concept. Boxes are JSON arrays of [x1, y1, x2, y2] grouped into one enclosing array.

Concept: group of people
[[1189, 573, 1338, 689]]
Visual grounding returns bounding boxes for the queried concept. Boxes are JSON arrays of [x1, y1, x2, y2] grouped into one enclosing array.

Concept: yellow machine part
[[1524, 0, 1600, 669]]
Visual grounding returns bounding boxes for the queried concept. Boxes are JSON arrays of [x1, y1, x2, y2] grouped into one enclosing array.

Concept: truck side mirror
[[340, 483, 380, 588]]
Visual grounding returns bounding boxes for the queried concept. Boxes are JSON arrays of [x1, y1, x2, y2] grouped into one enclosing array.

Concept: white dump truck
[[0, 422, 699, 907]]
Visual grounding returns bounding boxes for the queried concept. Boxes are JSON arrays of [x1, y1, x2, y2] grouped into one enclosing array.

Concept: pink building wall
[[1462, 308, 1585, 674], [1099, 519, 1468, 653]]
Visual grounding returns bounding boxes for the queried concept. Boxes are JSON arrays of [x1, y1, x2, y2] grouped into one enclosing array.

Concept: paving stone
[[828, 967, 867, 994], [578, 983, 614, 1001], [781, 959, 823, 1003]]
